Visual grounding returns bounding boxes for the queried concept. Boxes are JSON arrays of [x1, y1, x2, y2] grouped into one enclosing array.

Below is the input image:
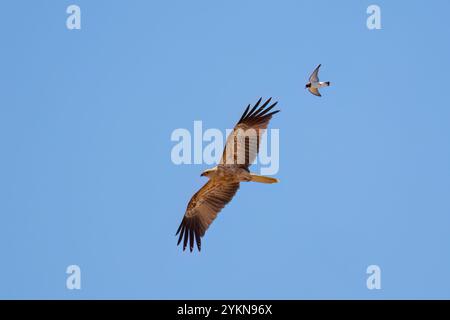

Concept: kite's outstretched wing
[[176, 179, 240, 252], [220, 97, 279, 167]]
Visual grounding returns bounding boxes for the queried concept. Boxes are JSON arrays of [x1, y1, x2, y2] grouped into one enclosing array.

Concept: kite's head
[[305, 83, 311, 88], [201, 166, 217, 177]]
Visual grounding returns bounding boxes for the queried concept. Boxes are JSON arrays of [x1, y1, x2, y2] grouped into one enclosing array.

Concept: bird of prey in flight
[[305, 64, 330, 97], [176, 97, 280, 252]]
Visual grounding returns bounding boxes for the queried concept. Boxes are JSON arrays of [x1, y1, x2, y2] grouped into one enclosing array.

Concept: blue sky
[[1, 0, 450, 299]]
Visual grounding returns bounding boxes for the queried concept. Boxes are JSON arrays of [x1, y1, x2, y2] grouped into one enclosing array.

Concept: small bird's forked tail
[[250, 173, 279, 184]]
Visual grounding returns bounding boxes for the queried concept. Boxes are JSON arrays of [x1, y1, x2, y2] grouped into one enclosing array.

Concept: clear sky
[[1, 0, 450, 299]]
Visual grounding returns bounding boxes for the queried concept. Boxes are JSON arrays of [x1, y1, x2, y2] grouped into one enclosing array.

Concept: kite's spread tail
[[250, 173, 279, 184]]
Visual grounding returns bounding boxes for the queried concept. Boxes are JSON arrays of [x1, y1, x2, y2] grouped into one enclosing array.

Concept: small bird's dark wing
[[308, 87, 322, 97], [309, 64, 321, 82], [176, 179, 240, 252]]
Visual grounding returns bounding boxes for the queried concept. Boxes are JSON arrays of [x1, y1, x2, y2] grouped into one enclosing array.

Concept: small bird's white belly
[[311, 81, 328, 88]]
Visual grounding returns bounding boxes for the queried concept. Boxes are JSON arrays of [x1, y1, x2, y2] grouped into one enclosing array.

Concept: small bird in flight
[[176, 98, 280, 252], [305, 64, 330, 97]]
